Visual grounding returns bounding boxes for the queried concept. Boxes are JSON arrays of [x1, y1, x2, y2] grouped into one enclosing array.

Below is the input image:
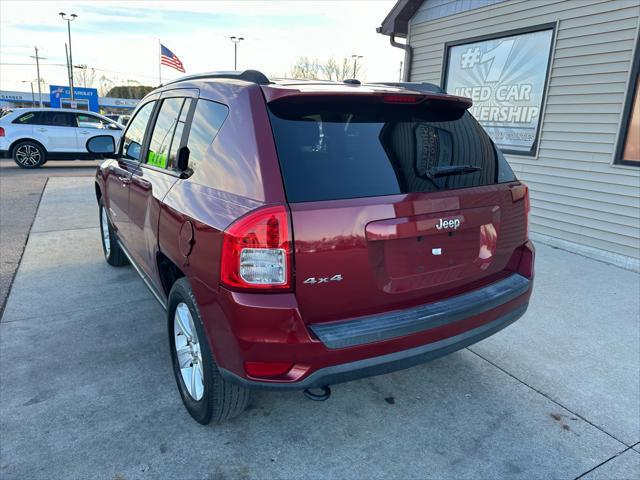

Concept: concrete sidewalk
[[0, 158, 101, 313], [1, 177, 638, 479]]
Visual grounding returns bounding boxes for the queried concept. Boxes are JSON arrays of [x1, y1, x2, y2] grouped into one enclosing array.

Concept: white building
[[0, 90, 138, 115]]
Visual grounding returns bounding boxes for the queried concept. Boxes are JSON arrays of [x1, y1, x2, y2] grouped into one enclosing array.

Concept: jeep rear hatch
[[267, 97, 529, 325]]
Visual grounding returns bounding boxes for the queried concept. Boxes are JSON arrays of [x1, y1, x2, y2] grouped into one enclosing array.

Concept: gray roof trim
[[377, 0, 425, 37]]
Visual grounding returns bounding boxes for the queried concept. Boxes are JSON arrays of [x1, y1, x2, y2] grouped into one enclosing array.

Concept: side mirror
[[86, 135, 116, 157], [177, 145, 190, 172]]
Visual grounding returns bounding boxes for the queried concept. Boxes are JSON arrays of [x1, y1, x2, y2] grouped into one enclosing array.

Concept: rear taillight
[[220, 205, 292, 291], [510, 183, 530, 239], [0, 127, 5, 137]]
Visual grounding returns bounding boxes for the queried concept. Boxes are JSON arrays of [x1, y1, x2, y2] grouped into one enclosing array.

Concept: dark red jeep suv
[[90, 70, 534, 424]]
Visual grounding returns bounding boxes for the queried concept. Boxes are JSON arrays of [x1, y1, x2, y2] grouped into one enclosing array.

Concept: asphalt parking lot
[[0, 177, 638, 479]]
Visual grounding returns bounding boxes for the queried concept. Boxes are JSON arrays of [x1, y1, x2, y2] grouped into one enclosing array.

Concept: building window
[[615, 50, 639, 166], [442, 24, 555, 156]]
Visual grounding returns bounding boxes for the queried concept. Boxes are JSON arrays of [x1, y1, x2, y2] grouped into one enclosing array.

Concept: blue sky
[[0, 1, 403, 92]]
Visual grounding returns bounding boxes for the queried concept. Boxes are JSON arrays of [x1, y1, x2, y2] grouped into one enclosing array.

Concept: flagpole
[[158, 39, 162, 85]]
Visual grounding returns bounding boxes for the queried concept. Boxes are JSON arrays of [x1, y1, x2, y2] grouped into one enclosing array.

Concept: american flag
[[160, 44, 185, 73]]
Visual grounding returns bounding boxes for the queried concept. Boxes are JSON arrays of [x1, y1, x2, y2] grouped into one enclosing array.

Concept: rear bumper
[[205, 241, 535, 390], [309, 273, 529, 349], [219, 303, 527, 389], [0, 137, 9, 157]]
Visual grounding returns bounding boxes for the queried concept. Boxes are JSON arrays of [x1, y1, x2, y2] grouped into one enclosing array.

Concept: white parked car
[[0, 108, 124, 168], [116, 114, 131, 126]]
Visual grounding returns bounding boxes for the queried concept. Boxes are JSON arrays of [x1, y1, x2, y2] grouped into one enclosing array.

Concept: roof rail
[[374, 82, 446, 94], [163, 69, 271, 86]]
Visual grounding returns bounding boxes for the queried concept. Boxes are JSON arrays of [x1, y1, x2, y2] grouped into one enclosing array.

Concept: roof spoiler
[[266, 91, 472, 115], [163, 69, 271, 86]]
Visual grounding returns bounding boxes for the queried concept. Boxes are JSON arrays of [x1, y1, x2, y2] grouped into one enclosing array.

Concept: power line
[[0, 62, 159, 80]]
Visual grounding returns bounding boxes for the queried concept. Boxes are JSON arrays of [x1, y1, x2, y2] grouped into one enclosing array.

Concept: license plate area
[[365, 206, 501, 293], [383, 229, 479, 277]]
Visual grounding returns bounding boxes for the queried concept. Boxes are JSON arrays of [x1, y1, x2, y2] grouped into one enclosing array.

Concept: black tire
[[12, 140, 46, 169], [98, 199, 129, 267], [168, 278, 250, 424]]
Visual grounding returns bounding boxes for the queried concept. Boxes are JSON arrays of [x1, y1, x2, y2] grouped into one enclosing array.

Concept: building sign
[[444, 27, 554, 154], [100, 97, 139, 108], [49, 85, 100, 112], [0, 92, 30, 101]]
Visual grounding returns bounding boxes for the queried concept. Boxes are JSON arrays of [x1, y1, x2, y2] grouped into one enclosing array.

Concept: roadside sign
[[49, 85, 99, 112]]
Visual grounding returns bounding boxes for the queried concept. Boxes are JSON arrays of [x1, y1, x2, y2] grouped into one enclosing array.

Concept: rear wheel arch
[[157, 251, 186, 296], [95, 182, 102, 203], [10, 138, 47, 155]]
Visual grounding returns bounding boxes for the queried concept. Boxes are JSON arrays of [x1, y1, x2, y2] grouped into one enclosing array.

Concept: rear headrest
[[284, 120, 319, 151]]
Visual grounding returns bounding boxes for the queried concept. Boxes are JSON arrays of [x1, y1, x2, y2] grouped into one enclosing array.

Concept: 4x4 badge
[[304, 274, 343, 284]]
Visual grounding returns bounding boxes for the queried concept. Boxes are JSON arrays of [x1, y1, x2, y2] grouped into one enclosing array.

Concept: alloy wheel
[[173, 302, 204, 401], [15, 144, 41, 167], [100, 207, 111, 257]]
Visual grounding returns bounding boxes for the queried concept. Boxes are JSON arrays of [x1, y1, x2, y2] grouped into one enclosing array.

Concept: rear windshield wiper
[[426, 165, 481, 178]]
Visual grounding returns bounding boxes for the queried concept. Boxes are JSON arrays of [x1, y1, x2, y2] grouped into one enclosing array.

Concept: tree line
[[289, 56, 365, 81], [33, 55, 366, 100]]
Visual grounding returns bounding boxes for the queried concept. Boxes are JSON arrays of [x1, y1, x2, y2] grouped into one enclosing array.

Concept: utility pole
[[230, 36, 244, 70], [30, 47, 45, 107], [59, 12, 77, 102], [21, 81, 35, 104], [351, 54, 363, 78]]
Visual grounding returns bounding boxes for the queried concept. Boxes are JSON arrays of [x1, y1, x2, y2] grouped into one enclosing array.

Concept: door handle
[[36, 128, 47, 132], [119, 177, 131, 186], [80, 130, 90, 134]]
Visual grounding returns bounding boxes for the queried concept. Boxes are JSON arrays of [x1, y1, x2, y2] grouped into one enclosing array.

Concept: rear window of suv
[[268, 100, 515, 202]]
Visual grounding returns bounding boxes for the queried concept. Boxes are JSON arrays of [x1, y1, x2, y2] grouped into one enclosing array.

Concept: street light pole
[[351, 54, 363, 78], [64, 43, 71, 94], [59, 12, 77, 102], [229, 36, 244, 70]]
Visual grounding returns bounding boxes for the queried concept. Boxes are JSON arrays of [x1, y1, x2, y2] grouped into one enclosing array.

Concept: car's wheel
[[99, 199, 129, 267], [168, 278, 250, 424], [13, 141, 46, 168]]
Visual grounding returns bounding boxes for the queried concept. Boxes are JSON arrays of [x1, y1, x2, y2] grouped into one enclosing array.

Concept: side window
[[122, 101, 155, 161], [41, 112, 76, 127], [167, 99, 192, 167], [76, 114, 108, 129], [616, 74, 639, 165], [12, 111, 74, 126], [13, 112, 38, 124], [186, 99, 228, 171], [146, 97, 188, 169]]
